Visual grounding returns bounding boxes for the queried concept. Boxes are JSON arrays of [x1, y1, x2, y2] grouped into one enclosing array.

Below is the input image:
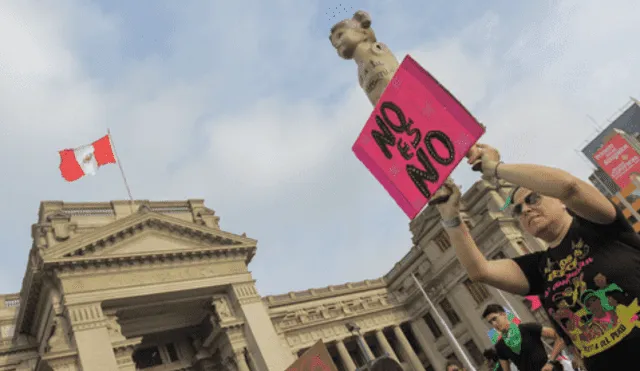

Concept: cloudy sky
[[1, 0, 639, 297]]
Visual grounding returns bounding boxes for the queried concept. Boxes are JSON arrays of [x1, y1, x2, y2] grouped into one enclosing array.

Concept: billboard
[[285, 340, 339, 371], [582, 102, 640, 169], [352, 55, 485, 219], [582, 102, 640, 194], [593, 133, 640, 190]]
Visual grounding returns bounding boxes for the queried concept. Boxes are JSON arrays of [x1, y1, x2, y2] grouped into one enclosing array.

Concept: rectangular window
[[463, 279, 490, 305], [133, 347, 163, 369], [440, 298, 461, 325], [165, 343, 179, 363], [464, 340, 484, 365], [423, 312, 442, 339], [434, 231, 451, 252], [492, 251, 507, 260]]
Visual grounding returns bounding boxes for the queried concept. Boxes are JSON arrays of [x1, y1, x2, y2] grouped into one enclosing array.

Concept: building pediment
[[41, 210, 257, 264]]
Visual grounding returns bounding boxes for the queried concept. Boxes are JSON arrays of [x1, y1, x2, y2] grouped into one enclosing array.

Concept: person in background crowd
[[483, 304, 565, 371], [483, 348, 507, 371], [432, 143, 640, 371], [445, 360, 466, 371]]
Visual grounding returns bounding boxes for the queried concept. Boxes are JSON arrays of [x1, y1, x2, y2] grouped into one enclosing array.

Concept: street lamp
[[346, 322, 373, 365]]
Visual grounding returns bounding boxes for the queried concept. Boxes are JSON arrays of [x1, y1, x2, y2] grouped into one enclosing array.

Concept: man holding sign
[[330, 9, 639, 370], [432, 143, 640, 371]]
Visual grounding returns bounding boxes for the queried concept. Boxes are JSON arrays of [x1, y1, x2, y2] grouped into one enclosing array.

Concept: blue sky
[[1, 0, 639, 296]]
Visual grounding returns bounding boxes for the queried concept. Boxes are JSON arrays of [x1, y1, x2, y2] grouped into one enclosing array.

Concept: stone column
[[375, 330, 399, 362], [231, 282, 295, 371], [393, 326, 426, 371], [410, 319, 447, 371], [336, 339, 356, 371], [191, 337, 215, 371], [234, 349, 251, 371], [358, 334, 375, 361], [67, 303, 119, 371]]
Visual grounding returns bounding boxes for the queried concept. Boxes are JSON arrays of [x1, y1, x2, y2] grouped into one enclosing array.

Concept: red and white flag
[[59, 134, 116, 182]]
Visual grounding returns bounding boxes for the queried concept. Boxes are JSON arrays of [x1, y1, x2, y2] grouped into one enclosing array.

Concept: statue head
[[329, 10, 377, 59]]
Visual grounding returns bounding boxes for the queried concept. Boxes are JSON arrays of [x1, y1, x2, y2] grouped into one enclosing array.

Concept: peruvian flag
[[59, 135, 116, 182]]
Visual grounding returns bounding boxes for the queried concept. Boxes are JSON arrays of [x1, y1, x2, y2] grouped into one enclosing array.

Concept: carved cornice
[[112, 337, 143, 353], [232, 282, 261, 305], [265, 278, 386, 308], [41, 349, 79, 368], [15, 272, 44, 336], [66, 303, 107, 332], [42, 211, 255, 261], [47, 245, 253, 274], [384, 248, 434, 288], [0, 344, 37, 356], [224, 324, 246, 346], [285, 308, 410, 350], [61, 260, 246, 295], [410, 179, 493, 245], [271, 291, 400, 334]]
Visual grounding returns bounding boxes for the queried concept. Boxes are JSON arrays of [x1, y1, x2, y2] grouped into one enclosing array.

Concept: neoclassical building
[[0, 179, 550, 371]]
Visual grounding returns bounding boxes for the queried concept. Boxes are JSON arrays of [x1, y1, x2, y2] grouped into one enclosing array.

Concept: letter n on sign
[[352, 55, 485, 219]]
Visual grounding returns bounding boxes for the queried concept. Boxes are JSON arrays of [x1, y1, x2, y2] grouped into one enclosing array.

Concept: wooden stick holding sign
[[330, 11, 485, 219]]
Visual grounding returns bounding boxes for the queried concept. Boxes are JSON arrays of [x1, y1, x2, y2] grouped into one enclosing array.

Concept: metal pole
[[355, 333, 374, 364], [107, 128, 135, 214], [495, 290, 520, 319], [411, 273, 477, 371]]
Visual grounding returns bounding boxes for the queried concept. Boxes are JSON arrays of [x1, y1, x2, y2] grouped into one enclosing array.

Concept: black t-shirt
[[495, 322, 548, 371], [513, 204, 640, 371]]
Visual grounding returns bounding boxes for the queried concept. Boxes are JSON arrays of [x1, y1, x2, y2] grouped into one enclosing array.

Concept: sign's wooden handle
[[429, 195, 450, 205]]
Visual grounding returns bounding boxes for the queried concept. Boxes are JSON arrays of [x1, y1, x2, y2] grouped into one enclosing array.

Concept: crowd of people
[[429, 143, 640, 371]]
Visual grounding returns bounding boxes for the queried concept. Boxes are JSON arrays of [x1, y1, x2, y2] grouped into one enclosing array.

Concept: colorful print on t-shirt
[[544, 238, 640, 357]]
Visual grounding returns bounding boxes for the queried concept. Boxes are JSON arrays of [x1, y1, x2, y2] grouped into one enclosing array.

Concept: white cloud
[[1, 0, 639, 296]]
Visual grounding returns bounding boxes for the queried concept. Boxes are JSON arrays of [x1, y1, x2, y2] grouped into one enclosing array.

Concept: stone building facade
[[0, 179, 550, 371]]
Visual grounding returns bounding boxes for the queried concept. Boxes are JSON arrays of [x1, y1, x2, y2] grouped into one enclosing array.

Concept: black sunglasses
[[512, 192, 541, 217]]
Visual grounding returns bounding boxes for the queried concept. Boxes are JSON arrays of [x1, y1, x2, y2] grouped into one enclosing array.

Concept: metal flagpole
[[411, 273, 477, 371], [107, 129, 135, 213], [495, 290, 520, 319]]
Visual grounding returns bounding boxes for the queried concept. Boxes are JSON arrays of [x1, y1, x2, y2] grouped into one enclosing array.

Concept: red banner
[[593, 133, 640, 190], [285, 341, 339, 371]]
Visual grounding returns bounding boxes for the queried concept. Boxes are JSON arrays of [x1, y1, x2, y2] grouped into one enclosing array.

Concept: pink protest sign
[[352, 55, 485, 219]]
